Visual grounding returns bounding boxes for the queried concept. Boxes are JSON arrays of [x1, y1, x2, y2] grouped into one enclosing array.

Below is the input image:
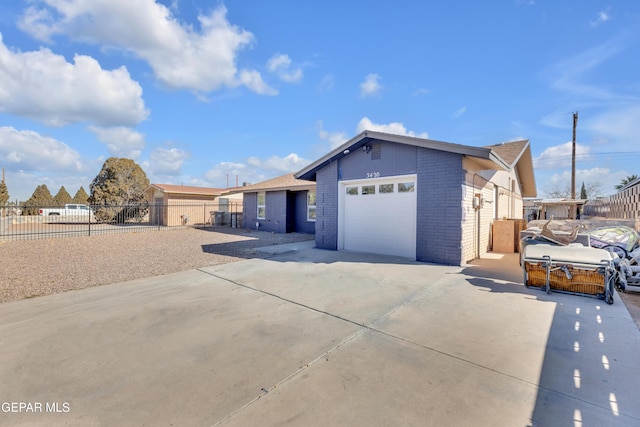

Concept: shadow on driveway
[[461, 252, 640, 426]]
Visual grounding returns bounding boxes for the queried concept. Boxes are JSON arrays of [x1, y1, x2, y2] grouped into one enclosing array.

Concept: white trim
[[307, 191, 316, 222], [257, 192, 266, 219], [338, 174, 417, 258]]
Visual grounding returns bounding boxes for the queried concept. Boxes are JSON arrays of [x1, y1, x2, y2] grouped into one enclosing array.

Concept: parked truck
[[39, 204, 94, 221]]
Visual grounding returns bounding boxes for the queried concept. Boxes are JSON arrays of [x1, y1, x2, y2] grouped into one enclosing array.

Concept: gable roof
[[148, 183, 226, 197], [231, 173, 315, 193], [295, 130, 537, 197], [484, 140, 536, 197]]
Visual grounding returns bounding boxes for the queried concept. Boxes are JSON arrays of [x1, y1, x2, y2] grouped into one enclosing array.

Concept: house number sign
[[366, 172, 381, 178]]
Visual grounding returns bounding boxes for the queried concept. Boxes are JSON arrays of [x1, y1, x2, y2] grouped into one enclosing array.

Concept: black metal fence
[[0, 202, 244, 242]]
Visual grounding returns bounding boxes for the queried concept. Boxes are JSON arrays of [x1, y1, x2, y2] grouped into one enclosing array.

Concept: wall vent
[[371, 143, 382, 160]]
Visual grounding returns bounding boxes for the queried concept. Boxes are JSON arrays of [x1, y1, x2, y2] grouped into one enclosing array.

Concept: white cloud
[[590, 10, 611, 28], [413, 88, 430, 96], [533, 141, 591, 170], [356, 117, 428, 138], [143, 146, 190, 178], [267, 54, 302, 83], [247, 153, 309, 172], [317, 121, 348, 149], [452, 106, 467, 119], [318, 74, 335, 93], [204, 161, 250, 187], [203, 153, 310, 188], [586, 105, 640, 144], [543, 167, 625, 197], [0, 126, 84, 173], [18, 1, 275, 94], [88, 126, 145, 158], [0, 34, 147, 126], [542, 36, 629, 100], [360, 73, 382, 97]]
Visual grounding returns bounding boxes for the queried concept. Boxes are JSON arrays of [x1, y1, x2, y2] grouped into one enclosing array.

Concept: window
[[379, 183, 394, 193], [257, 192, 266, 219], [398, 182, 415, 193], [307, 192, 316, 221], [346, 186, 358, 195], [362, 185, 376, 195]]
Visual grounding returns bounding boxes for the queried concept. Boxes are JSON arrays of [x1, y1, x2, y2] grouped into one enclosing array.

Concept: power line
[[534, 151, 640, 166]]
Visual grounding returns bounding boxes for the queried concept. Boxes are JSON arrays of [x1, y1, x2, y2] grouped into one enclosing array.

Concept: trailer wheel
[[602, 244, 628, 261]]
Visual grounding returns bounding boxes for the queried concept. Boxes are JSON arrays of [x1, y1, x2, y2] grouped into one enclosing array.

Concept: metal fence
[[0, 202, 244, 242]]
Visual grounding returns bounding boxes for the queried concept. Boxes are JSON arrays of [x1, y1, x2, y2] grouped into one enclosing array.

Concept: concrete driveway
[[2, 248, 640, 426]]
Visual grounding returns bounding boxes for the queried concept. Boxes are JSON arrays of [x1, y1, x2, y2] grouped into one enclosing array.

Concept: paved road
[[1, 248, 640, 426]]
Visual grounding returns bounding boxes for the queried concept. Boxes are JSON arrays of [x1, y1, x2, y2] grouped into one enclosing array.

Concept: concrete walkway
[[1, 249, 640, 426]]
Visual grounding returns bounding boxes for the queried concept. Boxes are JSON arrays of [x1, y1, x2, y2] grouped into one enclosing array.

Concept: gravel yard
[[0, 227, 314, 303]]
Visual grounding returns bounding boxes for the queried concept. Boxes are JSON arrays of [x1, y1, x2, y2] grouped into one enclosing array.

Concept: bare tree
[[543, 181, 603, 199]]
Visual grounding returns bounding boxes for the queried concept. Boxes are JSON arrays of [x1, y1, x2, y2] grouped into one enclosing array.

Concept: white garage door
[[339, 175, 417, 258]]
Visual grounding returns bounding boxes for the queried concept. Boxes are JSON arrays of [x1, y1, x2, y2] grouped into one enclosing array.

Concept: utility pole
[[571, 112, 578, 218]]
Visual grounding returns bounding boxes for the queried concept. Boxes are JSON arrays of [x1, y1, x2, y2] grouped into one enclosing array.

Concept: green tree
[[89, 158, 150, 222], [22, 184, 54, 216], [615, 175, 639, 190], [72, 186, 90, 204], [0, 179, 9, 217], [53, 186, 72, 207], [579, 182, 587, 200]]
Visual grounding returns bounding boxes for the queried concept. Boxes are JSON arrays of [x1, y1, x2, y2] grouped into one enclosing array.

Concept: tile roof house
[[296, 130, 536, 265], [233, 173, 316, 234]]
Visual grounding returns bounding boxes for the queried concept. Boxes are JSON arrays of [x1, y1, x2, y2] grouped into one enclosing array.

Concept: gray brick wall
[[243, 192, 258, 230], [315, 162, 338, 249], [294, 191, 315, 234], [416, 148, 464, 265], [262, 190, 287, 233], [243, 190, 287, 233]]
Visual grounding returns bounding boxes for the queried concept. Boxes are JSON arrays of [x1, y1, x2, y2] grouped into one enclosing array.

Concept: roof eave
[[295, 130, 510, 180]]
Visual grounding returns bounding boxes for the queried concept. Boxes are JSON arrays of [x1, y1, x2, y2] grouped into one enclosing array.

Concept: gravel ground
[[0, 227, 314, 303], [3, 227, 640, 330]]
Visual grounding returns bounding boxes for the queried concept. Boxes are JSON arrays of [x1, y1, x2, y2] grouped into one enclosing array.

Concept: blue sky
[[1, 0, 639, 202]]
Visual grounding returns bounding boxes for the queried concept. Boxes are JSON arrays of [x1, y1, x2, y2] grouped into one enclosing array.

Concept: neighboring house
[[239, 173, 316, 234], [146, 184, 229, 226], [535, 198, 588, 220], [295, 130, 536, 265]]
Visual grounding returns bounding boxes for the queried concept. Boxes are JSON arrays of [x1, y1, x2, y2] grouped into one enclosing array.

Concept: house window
[[307, 192, 316, 221], [398, 182, 415, 193], [257, 192, 266, 219]]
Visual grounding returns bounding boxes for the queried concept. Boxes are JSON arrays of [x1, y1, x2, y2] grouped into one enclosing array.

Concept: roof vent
[[371, 143, 382, 160]]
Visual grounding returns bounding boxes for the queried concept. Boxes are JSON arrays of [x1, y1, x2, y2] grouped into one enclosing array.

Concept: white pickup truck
[[39, 204, 94, 219]]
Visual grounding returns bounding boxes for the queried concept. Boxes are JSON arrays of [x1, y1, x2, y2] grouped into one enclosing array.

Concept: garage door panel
[[341, 176, 416, 259]]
